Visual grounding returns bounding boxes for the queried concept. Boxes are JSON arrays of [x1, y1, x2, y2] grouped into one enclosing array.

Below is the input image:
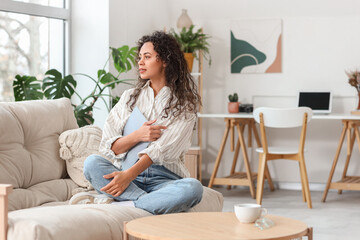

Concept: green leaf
[[74, 104, 94, 127], [111, 96, 120, 109], [169, 25, 211, 65], [111, 46, 138, 74], [42, 69, 77, 99], [97, 69, 106, 79], [129, 47, 138, 65], [13, 75, 43, 101], [111, 48, 125, 73], [99, 72, 118, 89]]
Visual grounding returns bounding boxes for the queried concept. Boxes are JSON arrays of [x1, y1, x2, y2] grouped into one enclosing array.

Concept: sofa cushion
[[0, 98, 78, 190], [59, 125, 112, 189], [8, 204, 150, 240], [7, 186, 223, 240], [8, 179, 78, 211]]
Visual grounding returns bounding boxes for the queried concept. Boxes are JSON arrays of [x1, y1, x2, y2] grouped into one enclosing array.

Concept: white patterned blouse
[[99, 81, 196, 178]]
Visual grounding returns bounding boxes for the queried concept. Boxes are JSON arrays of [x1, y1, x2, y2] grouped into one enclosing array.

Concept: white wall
[[71, 0, 109, 128], [109, 0, 172, 96], [109, 0, 360, 186]]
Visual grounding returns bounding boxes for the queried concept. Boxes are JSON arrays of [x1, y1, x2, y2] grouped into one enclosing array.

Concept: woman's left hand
[[101, 171, 132, 197]]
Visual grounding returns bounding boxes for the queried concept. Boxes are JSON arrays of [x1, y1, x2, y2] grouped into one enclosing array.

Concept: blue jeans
[[83, 154, 203, 215]]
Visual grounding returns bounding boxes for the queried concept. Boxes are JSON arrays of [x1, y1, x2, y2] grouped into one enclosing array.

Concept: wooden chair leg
[[299, 154, 312, 208], [256, 154, 267, 205], [339, 128, 355, 194], [208, 120, 231, 188], [298, 161, 306, 202], [322, 122, 347, 202], [264, 164, 275, 192], [227, 139, 241, 190], [253, 120, 275, 192]]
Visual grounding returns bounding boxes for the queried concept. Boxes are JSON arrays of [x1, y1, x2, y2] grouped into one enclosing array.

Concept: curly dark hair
[[126, 31, 201, 119]]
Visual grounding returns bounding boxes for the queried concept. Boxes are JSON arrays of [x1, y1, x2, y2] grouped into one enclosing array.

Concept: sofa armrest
[[0, 184, 12, 240]]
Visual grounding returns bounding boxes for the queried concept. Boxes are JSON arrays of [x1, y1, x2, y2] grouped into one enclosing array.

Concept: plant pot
[[228, 102, 239, 113], [184, 52, 194, 72]]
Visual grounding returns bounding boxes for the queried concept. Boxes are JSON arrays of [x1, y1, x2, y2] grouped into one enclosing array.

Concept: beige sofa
[[0, 98, 223, 240]]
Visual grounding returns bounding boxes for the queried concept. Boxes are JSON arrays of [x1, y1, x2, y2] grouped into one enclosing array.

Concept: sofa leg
[[0, 184, 12, 240]]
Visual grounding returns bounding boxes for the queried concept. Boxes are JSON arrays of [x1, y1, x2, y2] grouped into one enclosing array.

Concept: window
[[12, 0, 65, 8], [0, 0, 69, 101]]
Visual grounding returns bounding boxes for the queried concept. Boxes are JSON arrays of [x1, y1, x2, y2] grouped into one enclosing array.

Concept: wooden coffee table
[[123, 212, 312, 240]]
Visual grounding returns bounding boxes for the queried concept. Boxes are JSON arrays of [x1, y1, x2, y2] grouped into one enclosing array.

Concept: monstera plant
[[13, 45, 137, 127]]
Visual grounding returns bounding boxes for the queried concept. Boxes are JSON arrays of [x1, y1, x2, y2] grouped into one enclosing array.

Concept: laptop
[[297, 91, 332, 114]]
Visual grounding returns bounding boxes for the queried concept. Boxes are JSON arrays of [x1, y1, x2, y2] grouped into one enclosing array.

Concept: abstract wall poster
[[231, 19, 282, 74]]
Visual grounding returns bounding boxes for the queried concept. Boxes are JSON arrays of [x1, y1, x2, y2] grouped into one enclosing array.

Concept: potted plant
[[170, 25, 211, 72], [13, 45, 137, 127], [346, 69, 360, 111], [228, 93, 239, 113]]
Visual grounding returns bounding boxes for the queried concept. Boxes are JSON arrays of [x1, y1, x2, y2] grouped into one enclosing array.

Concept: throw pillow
[[59, 125, 113, 189]]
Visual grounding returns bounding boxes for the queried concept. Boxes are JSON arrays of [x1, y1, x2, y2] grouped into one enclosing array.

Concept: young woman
[[70, 31, 203, 215]]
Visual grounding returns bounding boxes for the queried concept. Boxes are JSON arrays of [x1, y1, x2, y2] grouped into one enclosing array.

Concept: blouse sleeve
[[137, 112, 196, 165], [99, 90, 132, 161]]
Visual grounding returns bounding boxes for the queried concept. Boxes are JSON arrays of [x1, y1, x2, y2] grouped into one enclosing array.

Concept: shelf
[[190, 72, 201, 76], [329, 176, 360, 191], [187, 146, 200, 155], [189, 145, 200, 151], [212, 172, 257, 186]]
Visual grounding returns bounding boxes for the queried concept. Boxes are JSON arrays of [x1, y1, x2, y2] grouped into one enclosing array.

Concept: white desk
[[199, 112, 360, 120], [198, 113, 273, 198], [198, 112, 360, 202]]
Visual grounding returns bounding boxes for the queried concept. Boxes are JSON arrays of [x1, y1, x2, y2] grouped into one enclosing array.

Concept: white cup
[[234, 203, 267, 223]]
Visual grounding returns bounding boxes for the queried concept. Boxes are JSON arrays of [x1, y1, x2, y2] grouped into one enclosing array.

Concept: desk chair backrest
[[253, 107, 313, 128], [253, 107, 313, 155]]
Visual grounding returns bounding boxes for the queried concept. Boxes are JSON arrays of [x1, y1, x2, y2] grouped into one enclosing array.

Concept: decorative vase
[[357, 91, 360, 110], [228, 102, 239, 113], [177, 9, 193, 30], [184, 52, 194, 72]]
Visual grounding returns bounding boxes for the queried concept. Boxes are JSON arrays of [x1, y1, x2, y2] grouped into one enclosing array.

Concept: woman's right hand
[[136, 119, 167, 142]]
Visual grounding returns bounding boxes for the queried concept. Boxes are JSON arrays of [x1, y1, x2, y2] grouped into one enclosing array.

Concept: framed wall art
[[231, 19, 282, 74]]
